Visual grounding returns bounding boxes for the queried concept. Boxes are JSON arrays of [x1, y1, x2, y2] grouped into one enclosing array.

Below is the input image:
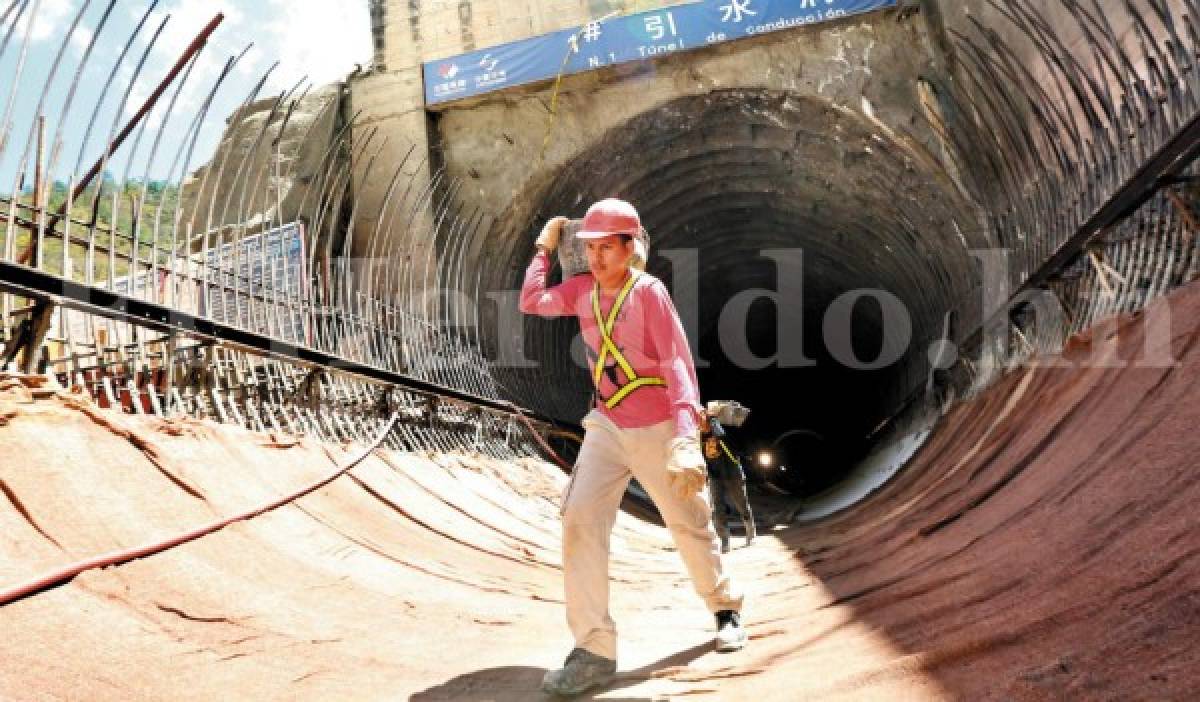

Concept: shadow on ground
[[411, 641, 712, 701]]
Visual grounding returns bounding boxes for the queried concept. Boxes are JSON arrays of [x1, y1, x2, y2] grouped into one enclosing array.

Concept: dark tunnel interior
[[493, 89, 983, 497]]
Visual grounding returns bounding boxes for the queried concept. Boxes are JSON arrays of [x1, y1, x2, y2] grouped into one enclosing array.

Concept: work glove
[[536, 216, 568, 253], [666, 436, 707, 499]]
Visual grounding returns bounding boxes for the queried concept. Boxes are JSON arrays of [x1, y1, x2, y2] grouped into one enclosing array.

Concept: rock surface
[[178, 84, 342, 239]]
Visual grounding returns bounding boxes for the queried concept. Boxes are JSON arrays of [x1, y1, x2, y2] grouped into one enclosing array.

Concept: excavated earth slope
[[1, 281, 1198, 700]]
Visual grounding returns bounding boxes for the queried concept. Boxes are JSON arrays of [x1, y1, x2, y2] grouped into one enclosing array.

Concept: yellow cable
[[533, 10, 621, 174]]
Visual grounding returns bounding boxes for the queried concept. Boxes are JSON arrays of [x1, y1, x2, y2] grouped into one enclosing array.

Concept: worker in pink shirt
[[520, 198, 745, 697]]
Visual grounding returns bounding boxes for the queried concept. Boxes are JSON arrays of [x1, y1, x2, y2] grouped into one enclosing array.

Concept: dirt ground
[[0, 280, 1197, 701]]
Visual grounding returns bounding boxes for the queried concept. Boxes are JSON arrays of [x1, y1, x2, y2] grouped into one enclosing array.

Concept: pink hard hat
[[576, 198, 641, 239]]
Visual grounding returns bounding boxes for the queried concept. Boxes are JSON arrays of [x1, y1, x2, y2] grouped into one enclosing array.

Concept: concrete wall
[[351, 0, 704, 264], [372, 0, 694, 65], [434, 10, 941, 237], [366, 0, 1185, 268]]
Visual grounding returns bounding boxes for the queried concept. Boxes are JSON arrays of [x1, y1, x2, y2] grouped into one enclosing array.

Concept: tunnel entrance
[[696, 326, 911, 497], [500, 89, 981, 500]]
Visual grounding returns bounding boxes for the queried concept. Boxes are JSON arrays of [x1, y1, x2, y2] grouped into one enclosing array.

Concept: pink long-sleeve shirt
[[519, 250, 701, 439]]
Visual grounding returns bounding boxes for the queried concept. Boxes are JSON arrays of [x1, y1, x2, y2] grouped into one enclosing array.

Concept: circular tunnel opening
[[495, 89, 978, 501]]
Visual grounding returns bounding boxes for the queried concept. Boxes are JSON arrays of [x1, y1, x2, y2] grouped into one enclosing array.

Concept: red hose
[[0, 414, 398, 607], [504, 401, 576, 471]]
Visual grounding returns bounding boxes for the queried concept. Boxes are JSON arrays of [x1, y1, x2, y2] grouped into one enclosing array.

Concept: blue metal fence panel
[[423, 0, 897, 106], [204, 222, 310, 343]]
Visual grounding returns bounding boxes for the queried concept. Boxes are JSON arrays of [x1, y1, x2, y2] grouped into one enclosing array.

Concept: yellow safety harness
[[719, 439, 739, 465], [590, 272, 666, 409]]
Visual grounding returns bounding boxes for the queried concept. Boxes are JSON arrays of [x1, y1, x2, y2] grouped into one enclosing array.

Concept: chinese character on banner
[[582, 21, 603, 43], [720, 0, 757, 23], [644, 12, 678, 40]]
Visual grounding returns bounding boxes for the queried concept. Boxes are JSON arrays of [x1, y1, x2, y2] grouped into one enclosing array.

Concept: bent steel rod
[[961, 107, 1200, 354], [0, 258, 572, 433], [20, 11, 225, 263]]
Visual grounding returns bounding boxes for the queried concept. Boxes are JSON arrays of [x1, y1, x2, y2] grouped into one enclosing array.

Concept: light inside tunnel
[[493, 90, 981, 498]]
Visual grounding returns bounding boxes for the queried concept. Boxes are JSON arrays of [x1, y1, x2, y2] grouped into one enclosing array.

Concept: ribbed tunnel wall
[[495, 90, 981, 490], [448, 1, 1200, 494]]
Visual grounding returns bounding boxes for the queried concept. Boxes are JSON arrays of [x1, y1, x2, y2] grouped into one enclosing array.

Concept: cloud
[[5, 0, 91, 59], [260, 1, 372, 90], [120, 2, 253, 127], [132, 0, 246, 55], [144, 0, 369, 89], [119, 1, 369, 117], [13, 0, 77, 43], [3, 1, 370, 183], [69, 25, 93, 52]]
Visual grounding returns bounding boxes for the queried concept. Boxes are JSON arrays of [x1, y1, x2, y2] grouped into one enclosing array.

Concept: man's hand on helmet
[[667, 436, 707, 499], [537, 216, 568, 253]]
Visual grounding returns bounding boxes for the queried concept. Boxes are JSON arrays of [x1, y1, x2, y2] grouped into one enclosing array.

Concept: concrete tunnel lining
[[481, 89, 981, 495]]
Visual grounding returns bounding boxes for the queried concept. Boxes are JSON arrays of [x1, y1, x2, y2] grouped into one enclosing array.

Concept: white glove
[[667, 436, 707, 499], [536, 216, 568, 253]]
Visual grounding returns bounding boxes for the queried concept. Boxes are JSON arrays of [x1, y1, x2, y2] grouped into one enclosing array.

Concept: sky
[[0, 0, 372, 192]]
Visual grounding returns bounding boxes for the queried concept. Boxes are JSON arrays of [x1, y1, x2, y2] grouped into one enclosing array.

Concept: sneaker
[[541, 647, 616, 697], [715, 610, 747, 652]]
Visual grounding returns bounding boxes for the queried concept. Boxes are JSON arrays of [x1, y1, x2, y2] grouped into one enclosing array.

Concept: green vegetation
[[4, 175, 182, 280]]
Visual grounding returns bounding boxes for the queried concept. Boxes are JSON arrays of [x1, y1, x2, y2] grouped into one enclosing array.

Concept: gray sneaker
[[715, 610, 747, 652], [541, 647, 617, 697]]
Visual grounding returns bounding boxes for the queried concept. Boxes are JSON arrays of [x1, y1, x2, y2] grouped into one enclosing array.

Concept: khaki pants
[[561, 410, 744, 660]]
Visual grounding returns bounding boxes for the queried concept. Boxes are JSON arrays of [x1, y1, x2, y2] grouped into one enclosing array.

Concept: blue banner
[[423, 0, 897, 106]]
